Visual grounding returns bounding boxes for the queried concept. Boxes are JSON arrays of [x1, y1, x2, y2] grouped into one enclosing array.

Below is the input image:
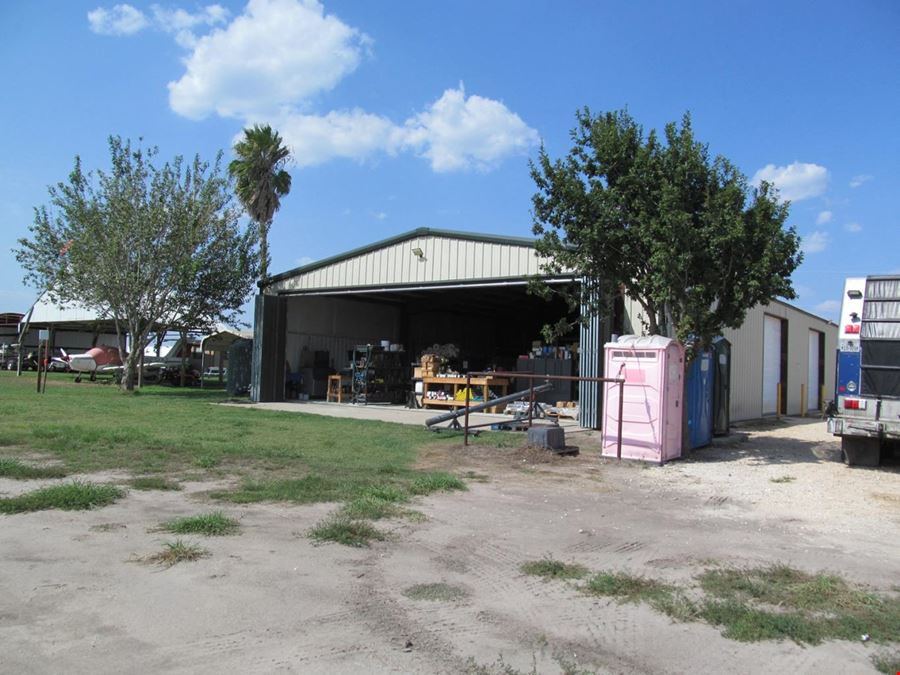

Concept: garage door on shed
[[763, 315, 784, 415], [808, 330, 822, 411]]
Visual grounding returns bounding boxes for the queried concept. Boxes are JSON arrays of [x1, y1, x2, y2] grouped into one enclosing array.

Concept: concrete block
[[528, 425, 565, 451]]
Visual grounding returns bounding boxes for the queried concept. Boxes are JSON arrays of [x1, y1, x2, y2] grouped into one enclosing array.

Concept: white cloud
[[271, 85, 538, 171], [849, 174, 873, 188], [802, 231, 830, 254], [752, 162, 829, 202], [168, 0, 370, 120], [844, 222, 862, 233], [294, 256, 315, 266], [94, 0, 536, 172], [401, 85, 539, 172], [151, 4, 229, 48], [816, 210, 832, 225], [271, 109, 401, 167], [88, 4, 149, 35], [814, 300, 841, 317], [371, 211, 387, 221]]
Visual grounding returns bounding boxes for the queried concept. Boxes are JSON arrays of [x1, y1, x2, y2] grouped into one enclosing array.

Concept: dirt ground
[[1, 418, 898, 674]]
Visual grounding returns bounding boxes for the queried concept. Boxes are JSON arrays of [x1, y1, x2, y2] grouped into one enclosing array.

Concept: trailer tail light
[[844, 324, 860, 334], [843, 399, 867, 410]]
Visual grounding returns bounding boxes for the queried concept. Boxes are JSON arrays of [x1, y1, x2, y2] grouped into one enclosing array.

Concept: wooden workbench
[[421, 376, 509, 414]]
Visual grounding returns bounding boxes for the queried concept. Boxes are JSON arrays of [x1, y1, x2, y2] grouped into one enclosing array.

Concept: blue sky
[[1, 0, 898, 323]]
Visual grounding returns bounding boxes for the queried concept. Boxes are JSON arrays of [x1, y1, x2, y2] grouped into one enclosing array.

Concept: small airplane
[[65, 345, 124, 382]]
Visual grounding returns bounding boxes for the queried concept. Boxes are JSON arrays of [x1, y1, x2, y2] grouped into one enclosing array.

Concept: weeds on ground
[[408, 472, 467, 495], [873, 649, 900, 674], [143, 539, 209, 568], [161, 511, 240, 536], [0, 458, 67, 479], [0, 481, 123, 514], [195, 454, 220, 469], [583, 571, 699, 620], [524, 561, 900, 646], [521, 558, 589, 581], [697, 565, 900, 644], [769, 475, 796, 484], [403, 582, 468, 602], [308, 516, 386, 547], [130, 476, 181, 491]]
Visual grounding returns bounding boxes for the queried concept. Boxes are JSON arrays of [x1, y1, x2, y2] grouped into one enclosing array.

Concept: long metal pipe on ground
[[424, 382, 553, 428]]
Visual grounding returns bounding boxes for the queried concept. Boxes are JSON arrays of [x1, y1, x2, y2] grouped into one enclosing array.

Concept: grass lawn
[[0, 372, 506, 510]]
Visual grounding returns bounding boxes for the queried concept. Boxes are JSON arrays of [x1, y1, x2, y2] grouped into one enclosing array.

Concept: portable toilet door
[[602, 335, 685, 463], [712, 337, 731, 436], [685, 350, 713, 449]]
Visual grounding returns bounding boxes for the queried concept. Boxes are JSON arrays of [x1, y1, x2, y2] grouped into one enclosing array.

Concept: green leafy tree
[[228, 124, 292, 283], [531, 109, 802, 352], [15, 137, 257, 391]]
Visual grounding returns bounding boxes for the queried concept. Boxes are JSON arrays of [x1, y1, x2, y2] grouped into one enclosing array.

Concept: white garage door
[[763, 315, 782, 415], [808, 331, 820, 411]]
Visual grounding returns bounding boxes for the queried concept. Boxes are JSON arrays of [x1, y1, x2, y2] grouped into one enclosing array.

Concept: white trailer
[[827, 275, 900, 465]]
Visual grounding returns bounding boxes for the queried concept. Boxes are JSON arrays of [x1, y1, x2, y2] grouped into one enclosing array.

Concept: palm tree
[[228, 124, 292, 283]]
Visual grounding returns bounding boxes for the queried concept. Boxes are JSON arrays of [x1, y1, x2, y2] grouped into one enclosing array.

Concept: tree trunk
[[179, 328, 188, 387], [259, 220, 270, 284]]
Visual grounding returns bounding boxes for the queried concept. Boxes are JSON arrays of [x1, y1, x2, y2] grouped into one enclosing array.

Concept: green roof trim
[[262, 227, 540, 287]]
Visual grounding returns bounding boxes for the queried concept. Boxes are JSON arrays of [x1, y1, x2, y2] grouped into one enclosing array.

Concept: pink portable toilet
[[602, 335, 684, 463]]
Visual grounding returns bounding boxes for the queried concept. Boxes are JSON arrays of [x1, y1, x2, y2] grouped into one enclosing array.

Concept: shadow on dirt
[[683, 418, 900, 473]]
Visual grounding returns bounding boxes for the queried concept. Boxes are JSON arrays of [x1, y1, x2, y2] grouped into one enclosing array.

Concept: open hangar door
[[277, 282, 577, 403]]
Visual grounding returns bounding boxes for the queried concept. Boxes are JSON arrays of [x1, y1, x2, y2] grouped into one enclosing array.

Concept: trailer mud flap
[[841, 436, 882, 467]]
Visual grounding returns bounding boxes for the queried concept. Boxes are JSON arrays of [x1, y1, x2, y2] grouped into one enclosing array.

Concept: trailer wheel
[[841, 436, 882, 467]]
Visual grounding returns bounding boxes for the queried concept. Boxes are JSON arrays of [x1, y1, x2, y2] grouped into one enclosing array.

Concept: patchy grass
[[129, 476, 182, 491], [308, 516, 386, 548], [0, 373, 480, 544], [769, 475, 796, 484], [585, 572, 672, 601], [161, 511, 240, 536], [0, 481, 123, 514], [143, 540, 209, 568], [409, 472, 467, 495], [873, 650, 900, 674], [0, 458, 67, 479], [697, 598, 823, 643], [195, 454, 220, 469], [340, 495, 406, 520], [0, 372, 487, 493], [697, 565, 900, 644], [525, 561, 900, 646], [521, 558, 589, 581], [403, 582, 468, 602], [339, 484, 416, 521], [580, 570, 702, 624]]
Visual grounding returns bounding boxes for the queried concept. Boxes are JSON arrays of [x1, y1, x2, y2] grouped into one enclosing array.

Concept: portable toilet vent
[[602, 335, 685, 463]]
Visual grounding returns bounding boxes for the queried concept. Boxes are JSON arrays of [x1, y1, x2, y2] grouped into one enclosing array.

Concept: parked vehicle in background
[[827, 275, 900, 465], [1, 344, 37, 371]]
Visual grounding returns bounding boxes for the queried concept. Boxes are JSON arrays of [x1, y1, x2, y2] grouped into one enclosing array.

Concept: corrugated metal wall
[[578, 307, 604, 429], [267, 235, 549, 294], [621, 297, 838, 422]]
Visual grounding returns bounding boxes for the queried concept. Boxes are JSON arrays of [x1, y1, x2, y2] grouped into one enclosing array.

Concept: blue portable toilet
[[685, 350, 713, 449]]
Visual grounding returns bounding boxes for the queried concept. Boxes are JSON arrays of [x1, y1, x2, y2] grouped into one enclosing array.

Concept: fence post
[[617, 380, 624, 460], [776, 383, 782, 420], [800, 383, 807, 417], [463, 373, 471, 446]]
